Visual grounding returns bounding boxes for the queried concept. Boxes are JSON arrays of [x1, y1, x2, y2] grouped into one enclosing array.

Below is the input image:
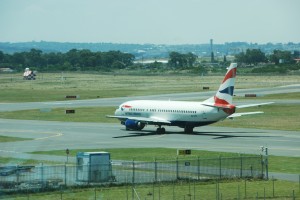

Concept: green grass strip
[[30, 148, 300, 174]]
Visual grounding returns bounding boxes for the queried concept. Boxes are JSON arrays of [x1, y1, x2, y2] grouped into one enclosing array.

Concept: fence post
[[244, 179, 247, 198], [292, 190, 295, 200], [237, 185, 240, 200], [41, 163, 45, 188], [240, 156, 243, 178], [197, 156, 200, 180], [16, 165, 20, 185], [65, 163, 67, 187], [188, 178, 191, 198], [261, 155, 264, 178], [219, 156, 222, 179], [176, 157, 179, 180], [265, 148, 269, 180], [132, 160, 135, 185], [154, 158, 157, 183], [272, 176, 275, 197]]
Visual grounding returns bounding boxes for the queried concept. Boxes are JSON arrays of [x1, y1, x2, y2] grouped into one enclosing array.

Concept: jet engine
[[124, 119, 145, 130]]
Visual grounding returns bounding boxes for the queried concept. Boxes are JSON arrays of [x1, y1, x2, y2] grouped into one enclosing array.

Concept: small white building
[[23, 68, 36, 80], [0, 68, 14, 73], [76, 152, 112, 182]]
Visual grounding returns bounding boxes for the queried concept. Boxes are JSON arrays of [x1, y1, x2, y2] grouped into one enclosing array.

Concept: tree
[[0, 51, 4, 63], [186, 52, 197, 67], [269, 50, 294, 64], [26, 48, 45, 67], [65, 49, 80, 67], [45, 52, 63, 67], [235, 49, 266, 65], [168, 52, 197, 68]]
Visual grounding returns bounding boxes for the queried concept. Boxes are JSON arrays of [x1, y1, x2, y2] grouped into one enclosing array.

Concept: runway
[[0, 119, 299, 159]]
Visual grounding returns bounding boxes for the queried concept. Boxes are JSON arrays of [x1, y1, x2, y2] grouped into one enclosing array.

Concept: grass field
[[0, 106, 117, 123], [215, 104, 300, 131], [29, 148, 300, 174], [0, 135, 31, 142], [2, 179, 300, 200], [1, 73, 299, 102], [0, 147, 299, 174], [0, 157, 58, 165]]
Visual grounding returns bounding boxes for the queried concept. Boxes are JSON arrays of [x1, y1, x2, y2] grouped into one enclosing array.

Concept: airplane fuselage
[[115, 100, 229, 128]]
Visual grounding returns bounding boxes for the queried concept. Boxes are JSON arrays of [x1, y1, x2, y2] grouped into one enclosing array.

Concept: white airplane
[[107, 63, 273, 134]]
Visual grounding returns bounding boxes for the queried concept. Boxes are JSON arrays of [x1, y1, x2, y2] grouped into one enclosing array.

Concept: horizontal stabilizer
[[203, 103, 231, 109], [228, 111, 264, 118], [236, 102, 274, 109]]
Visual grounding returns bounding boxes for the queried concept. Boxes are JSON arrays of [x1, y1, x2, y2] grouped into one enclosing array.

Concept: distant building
[[0, 68, 14, 73], [133, 59, 168, 64]]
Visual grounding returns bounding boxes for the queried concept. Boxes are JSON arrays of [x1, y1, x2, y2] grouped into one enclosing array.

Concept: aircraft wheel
[[184, 127, 194, 134], [156, 127, 166, 134]]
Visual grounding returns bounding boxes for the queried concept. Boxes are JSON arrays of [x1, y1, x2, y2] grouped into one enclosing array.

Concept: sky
[[0, 0, 299, 44]]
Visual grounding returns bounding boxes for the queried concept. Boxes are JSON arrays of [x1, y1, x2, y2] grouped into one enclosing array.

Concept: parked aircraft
[[107, 63, 273, 134]]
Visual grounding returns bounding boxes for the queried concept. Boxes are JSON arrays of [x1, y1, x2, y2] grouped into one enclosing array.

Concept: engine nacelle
[[124, 119, 145, 130]]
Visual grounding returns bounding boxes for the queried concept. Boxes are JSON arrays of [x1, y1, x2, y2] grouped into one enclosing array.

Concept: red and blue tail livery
[[214, 63, 237, 106]]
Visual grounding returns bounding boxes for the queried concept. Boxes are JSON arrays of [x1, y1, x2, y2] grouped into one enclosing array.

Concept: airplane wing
[[106, 115, 171, 124], [228, 111, 264, 118], [236, 102, 274, 108]]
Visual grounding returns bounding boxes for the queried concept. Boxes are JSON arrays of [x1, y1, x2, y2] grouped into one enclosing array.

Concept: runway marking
[[34, 133, 63, 140], [43, 102, 73, 105], [0, 150, 22, 154], [133, 134, 166, 140], [0, 129, 63, 140]]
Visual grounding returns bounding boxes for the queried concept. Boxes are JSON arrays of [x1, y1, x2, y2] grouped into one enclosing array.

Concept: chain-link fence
[[0, 156, 265, 193]]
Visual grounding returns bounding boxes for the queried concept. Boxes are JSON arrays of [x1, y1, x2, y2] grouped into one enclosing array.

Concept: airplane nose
[[115, 108, 121, 116]]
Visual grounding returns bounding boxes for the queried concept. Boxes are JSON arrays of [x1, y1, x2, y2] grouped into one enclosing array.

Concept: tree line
[[0, 48, 135, 71], [0, 49, 200, 72], [234, 49, 297, 65], [0, 47, 298, 73]]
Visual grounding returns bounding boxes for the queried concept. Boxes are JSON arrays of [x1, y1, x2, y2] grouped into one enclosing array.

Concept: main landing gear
[[156, 126, 165, 134], [184, 126, 194, 134]]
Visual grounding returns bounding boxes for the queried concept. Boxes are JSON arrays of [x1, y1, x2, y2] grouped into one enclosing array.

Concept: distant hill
[[0, 41, 299, 59]]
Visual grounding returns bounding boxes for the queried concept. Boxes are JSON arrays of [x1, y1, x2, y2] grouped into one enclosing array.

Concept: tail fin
[[204, 63, 237, 106], [214, 63, 237, 105]]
